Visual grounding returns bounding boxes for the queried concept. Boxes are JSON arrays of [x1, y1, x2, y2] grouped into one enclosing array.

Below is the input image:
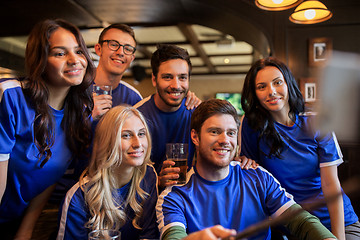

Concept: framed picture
[[299, 78, 318, 111], [305, 82, 316, 102], [308, 37, 332, 67]]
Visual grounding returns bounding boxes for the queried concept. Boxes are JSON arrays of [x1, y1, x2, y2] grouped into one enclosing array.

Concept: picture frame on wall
[[308, 37, 332, 67], [299, 78, 317, 111]]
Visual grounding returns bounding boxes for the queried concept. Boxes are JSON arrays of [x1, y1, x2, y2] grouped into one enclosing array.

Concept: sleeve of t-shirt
[[139, 165, 160, 239], [0, 81, 19, 161], [240, 116, 261, 161], [257, 167, 296, 218], [317, 131, 343, 168], [156, 187, 187, 239], [57, 183, 89, 240]]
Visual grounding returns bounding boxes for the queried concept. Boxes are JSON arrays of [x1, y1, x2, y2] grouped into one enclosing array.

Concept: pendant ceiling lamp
[[255, 0, 303, 11], [289, 0, 332, 24]]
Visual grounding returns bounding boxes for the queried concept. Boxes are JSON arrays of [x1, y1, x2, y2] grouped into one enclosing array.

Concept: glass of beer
[[166, 143, 188, 184]]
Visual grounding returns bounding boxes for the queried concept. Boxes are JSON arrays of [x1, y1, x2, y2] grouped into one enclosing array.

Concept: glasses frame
[[100, 39, 136, 55]]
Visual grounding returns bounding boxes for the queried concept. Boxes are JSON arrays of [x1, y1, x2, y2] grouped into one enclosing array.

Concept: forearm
[[161, 226, 188, 240], [326, 196, 345, 240], [14, 184, 56, 240], [0, 160, 9, 203], [284, 204, 336, 240], [321, 165, 345, 240]]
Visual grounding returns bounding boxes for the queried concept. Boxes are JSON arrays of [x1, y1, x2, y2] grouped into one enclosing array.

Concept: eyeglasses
[[100, 40, 136, 55]]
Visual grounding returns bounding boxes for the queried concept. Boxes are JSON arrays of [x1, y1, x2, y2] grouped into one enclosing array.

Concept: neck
[[195, 159, 230, 182], [271, 112, 294, 126], [153, 93, 182, 112], [113, 165, 134, 188], [95, 66, 122, 90], [47, 85, 70, 110]]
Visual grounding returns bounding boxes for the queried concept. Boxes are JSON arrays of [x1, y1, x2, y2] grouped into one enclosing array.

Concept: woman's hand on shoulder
[[234, 155, 258, 170]]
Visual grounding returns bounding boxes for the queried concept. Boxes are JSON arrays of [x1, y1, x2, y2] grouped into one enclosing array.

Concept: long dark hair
[[23, 19, 94, 167], [241, 57, 304, 157]]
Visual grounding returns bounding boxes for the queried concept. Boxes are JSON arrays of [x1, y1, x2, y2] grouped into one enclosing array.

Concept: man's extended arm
[[284, 204, 337, 240]]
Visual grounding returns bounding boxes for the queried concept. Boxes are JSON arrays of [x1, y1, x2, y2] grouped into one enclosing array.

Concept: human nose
[[218, 132, 230, 145], [67, 52, 80, 66], [268, 84, 276, 96], [115, 45, 125, 55], [170, 79, 181, 89], [132, 136, 141, 148]]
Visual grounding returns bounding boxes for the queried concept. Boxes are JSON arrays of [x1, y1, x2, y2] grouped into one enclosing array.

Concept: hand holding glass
[[88, 229, 120, 240], [166, 143, 188, 184]]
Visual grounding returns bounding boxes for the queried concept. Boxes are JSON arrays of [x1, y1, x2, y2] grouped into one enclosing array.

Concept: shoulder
[[0, 78, 22, 101], [230, 162, 274, 182], [119, 80, 142, 98], [134, 95, 152, 109]]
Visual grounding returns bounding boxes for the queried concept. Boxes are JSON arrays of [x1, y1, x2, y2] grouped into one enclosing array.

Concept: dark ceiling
[[0, 0, 359, 78]]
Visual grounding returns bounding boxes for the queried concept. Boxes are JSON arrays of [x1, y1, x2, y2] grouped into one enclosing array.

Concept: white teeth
[[217, 149, 228, 153], [170, 92, 181, 96]]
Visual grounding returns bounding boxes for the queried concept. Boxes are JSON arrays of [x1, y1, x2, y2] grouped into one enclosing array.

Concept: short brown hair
[[191, 99, 240, 134]]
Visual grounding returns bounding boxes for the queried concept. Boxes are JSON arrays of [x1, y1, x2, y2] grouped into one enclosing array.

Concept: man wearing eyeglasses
[[92, 23, 200, 120], [92, 23, 142, 120]]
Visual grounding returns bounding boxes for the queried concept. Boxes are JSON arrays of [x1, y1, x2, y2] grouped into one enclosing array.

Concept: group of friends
[[0, 18, 359, 240]]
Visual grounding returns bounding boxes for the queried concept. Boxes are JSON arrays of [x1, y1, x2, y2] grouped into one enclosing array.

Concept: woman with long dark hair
[[0, 19, 94, 239], [240, 57, 359, 240]]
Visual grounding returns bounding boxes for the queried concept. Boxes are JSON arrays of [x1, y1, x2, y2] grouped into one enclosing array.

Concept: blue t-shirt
[[135, 95, 195, 174], [157, 162, 295, 240], [51, 80, 143, 203], [110, 80, 143, 107], [241, 115, 359, 229], [0, 78, 73, 223], [57, 165, 159, 240]]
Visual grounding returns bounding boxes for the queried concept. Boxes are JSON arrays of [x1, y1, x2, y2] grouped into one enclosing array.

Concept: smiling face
[[44, 27, 87, 89], [192, 113, 238, 171], [120, 115, 149, 168], [95, 28, 136, 79], [152, 59, 190, 112], [255, 66, 290, 118]]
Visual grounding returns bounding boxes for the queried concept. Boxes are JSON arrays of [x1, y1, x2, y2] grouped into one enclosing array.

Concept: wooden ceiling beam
[[177, 23, 216, 74]]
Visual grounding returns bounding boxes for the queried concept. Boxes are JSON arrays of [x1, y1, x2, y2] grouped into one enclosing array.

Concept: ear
[[191, 129, 200, 147], [94, 43, 102, 56], [151, 74, 157, 87]]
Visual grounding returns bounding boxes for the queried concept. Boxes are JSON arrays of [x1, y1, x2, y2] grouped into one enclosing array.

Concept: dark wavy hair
[[151, 44, 192, 78], [23, 19, 94, 167], [241, 57, 304, 157]]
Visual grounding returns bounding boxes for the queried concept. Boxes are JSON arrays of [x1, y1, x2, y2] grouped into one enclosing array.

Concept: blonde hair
[[80, 105, 152, 231]]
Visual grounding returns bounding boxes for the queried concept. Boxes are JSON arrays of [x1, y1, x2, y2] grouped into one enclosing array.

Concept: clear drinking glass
[[93, 85, 112, 96], [88, 229, 121, 240], [166, 143, 188, 184]]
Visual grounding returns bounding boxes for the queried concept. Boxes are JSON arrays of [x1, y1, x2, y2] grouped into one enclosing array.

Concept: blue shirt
[[0, 78, 72, 223], [57, 165, 159, 240], [135, 95, 195, 174], [111, 80, 143, 107], [241, 115, 359, 229], [157, 162, 295, 240]]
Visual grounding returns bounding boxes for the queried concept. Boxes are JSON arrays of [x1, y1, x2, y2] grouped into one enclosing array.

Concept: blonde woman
[[57, 106, 159, 239]]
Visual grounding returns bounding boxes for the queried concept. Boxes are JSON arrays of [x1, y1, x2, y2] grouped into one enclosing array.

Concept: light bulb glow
[[304, 9, 316, 19], [224, 58, 230, 64], [272, 0, 284, 4]]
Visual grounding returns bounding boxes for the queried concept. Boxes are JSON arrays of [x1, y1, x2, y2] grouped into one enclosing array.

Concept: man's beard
[[157, 87, 188, 107]]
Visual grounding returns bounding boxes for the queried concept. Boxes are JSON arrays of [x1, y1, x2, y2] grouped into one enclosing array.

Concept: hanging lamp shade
[[255, 0, 303, 11], [290, 0, 332, 24]]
